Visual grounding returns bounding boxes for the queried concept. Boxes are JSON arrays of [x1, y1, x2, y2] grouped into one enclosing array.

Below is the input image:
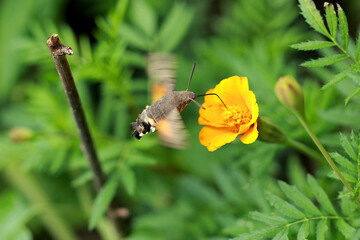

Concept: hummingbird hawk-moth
[[130, 53, 224, 149]]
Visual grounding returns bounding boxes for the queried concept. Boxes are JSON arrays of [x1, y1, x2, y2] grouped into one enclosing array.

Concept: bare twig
[[46, 34, 122, 235]]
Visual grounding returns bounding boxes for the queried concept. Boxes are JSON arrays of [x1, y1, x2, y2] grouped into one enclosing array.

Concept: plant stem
[[46, 34, 105, 191], [46, 34, 122, 235], [284, 137, 323, 162], [4, 164, 78, 240], [295, 113, 360, 205]]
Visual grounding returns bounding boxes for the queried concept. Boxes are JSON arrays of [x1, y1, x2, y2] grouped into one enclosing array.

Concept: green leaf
[[307, 175, 337, 215], [328, 171, 357, 183], [129, 0, 156, 37], [119, 166, 136, 195], [336, 219, 356, 239], [266, 192, 306, 219], [321, 70, 349, 90], [340, 133, 357, 160], [249, 212, 288, 226], [297, 221, 309, 240], [337, 4, 349, 51], [233, 226, 281, 240], [120, 23, 149, 50], [324, 2, 337, 38], [301, 54, 347, 67], [298, 0, 329, 37], [273, 228, 288, 240], [345, 87, 360, 105], [340, 194, 357, 216], [278, 181, 322, 216], [156, 2, 194, 52], [88, 175, 118, 230], [291, 40, 335, 51], [0, 191, 38, 240], [356, 32, 360, 61], [349, 131, 359, 152], [316, 219, 328, 240], [329, 152, 356, 174]]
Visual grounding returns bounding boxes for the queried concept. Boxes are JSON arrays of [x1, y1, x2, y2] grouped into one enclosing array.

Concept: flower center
[[222, 105, 252, 131]]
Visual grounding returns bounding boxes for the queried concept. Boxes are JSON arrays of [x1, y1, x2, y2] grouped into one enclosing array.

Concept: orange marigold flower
[[198, 76, 259, 151]]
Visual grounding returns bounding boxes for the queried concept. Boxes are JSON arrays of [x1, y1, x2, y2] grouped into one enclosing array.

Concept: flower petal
[[212, 76, 250, 107], [240, 122, 258, 144], [198, 104, 227, 127], [199, 126, 238, 152]]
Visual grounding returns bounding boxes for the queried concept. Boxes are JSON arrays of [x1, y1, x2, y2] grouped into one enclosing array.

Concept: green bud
[[275, 76, 305, 117], [9, 127, 34, 142], [257, 117, 286, 143]]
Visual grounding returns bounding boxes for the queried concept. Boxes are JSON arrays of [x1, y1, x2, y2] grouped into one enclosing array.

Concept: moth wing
[[147, 52, 176, 102], [156, 109, 188, 149]]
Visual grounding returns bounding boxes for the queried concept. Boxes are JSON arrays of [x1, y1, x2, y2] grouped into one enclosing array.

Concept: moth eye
[[150, 126, 156, 132], [142, 122, 151, 133]]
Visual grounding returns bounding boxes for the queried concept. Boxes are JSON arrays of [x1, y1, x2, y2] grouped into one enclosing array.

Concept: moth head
[[130, 121, 153, 140], [130, 122, 142, 140]]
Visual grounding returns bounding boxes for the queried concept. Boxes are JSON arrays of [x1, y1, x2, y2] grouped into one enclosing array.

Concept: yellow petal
[[240, 122, 258, 144], [214, 76, 250, 107], [198, 104, 227, 127], [199, 126, 238, 151]]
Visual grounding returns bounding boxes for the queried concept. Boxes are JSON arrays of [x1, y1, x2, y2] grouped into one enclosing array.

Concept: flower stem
[[284, 137, 323, 162], [295, 113, 360, 205]]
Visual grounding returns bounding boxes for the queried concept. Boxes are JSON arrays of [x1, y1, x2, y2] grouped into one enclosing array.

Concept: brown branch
[[46, 34, 122, 236]]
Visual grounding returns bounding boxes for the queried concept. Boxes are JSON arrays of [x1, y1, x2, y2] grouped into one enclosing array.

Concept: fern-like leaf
[[233, 226, 281, 240], [298, 0, 329, 37], [345, 87, 360, 105], [321, 70, 349, 90], [340, 132, 357, 160], [88, 175, 118, 230], [156, 2, 194, 52], [273, 228, 288, 240], [291, 40, 335, 51], [301, 54, 347, 67], [328, 171, 357, 184], [278, 181, 322, 216], [336, 219, 356, 239], [129, 0, 156, 37], [324, 2, 337, 38], [297, 221, 309, 240], [356, 32, 360, 61], [249, 212, 288, 226], [337, 4, 349, 51], [266, 192, 306, 219], [330, 152, 357, 174], [316, 219, 328, 240]]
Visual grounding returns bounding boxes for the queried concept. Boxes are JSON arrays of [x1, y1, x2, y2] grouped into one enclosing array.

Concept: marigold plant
[[198, 76, 259, 151]]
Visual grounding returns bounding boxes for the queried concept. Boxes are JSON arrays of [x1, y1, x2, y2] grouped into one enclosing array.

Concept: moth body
[[130, 90, 196, 140]]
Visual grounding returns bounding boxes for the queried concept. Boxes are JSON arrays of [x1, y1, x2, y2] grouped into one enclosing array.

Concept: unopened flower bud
[[275, 76, 304, 117], [9, 127, 34, 142], [257, 117, 286, 143]]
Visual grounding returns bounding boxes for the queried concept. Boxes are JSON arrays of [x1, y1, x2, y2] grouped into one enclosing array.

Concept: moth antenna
[[189, 98, 205, 109], [197, 93, 228, 110], [186, 62, 196, 91]]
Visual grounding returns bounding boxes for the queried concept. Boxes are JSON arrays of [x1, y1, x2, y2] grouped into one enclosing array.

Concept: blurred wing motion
[[146, 53, 188, 149]]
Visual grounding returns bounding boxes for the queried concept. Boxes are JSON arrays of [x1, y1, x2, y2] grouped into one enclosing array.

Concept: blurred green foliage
[[1, 0, 360, 239]]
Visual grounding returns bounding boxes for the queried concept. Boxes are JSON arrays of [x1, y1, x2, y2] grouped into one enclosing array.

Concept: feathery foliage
[[233, 176, 356, 240], [293, 0, 360, 103]]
